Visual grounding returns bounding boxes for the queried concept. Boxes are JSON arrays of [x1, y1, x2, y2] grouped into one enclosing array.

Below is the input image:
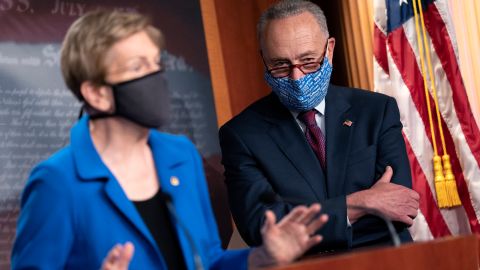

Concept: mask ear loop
[[78, 83, 116, 120], [78, 102, 113, 120]]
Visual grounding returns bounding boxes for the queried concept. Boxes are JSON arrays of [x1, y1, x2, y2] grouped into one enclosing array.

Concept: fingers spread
[[306, 214, 328, 235], [278, 206, 307, 226], [305, 235, 323, 250], [297, 204, 321, 224], [262, 210, 277, 233]]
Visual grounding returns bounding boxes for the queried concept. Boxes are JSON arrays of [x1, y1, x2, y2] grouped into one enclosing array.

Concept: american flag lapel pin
[[343, 119, 353, 127]]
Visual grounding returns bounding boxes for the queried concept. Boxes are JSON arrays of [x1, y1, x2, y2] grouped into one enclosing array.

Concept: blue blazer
[[12, 116, 249, 270], [219, 85, 413, 251]]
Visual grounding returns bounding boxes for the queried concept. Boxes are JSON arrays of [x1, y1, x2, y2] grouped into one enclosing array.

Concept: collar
[[71, 115, 111, 180], [291, 99, 326, 119], [71, 115, 188, 181]]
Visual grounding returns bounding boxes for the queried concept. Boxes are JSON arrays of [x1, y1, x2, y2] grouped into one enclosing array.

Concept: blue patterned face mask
[[265, 56, 333, 112]]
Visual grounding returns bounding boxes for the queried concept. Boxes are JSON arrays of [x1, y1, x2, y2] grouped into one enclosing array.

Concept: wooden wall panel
[[200, 0, 233, 127], [338, 0, 374, 90], [200, 0, 275, 249], [200, 0, 275, 127]]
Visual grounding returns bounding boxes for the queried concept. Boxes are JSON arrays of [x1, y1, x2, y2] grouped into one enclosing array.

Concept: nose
[[289, 66, 305, 80]]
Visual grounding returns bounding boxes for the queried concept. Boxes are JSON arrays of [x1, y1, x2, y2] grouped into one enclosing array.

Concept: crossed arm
[[218, 96, 419, 249]]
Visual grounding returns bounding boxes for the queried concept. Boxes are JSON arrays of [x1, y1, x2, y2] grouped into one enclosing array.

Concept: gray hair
[[257, 0, 329, 44]]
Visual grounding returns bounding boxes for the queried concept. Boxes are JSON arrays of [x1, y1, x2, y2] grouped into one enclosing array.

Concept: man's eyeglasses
[[262, 40, 330, 78], [265, 59, 324, 78]]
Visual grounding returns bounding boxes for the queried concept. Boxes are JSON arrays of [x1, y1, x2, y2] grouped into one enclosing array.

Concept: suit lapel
[[148, 132, 195, 270], [263, 94, 327, 201], [103, 178, 161, 254], [104, 131, 192, 266], [71, 116, 161, 255], [325, 85, 355, 197]]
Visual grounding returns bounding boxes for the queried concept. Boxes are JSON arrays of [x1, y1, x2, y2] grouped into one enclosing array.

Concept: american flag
[[373, 0, 480, 240]]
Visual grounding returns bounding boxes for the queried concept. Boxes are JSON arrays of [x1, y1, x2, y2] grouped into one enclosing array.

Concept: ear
[[326, 37, 336, 65], [80, 81, 115, 113]]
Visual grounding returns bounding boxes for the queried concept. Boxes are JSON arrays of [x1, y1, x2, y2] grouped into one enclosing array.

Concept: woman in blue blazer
[[11, 10, 328, 270]]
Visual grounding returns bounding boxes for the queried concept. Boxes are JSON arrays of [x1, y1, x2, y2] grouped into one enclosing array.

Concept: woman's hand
[[249, 204, 328, 268], [101, 242, 135, 270]]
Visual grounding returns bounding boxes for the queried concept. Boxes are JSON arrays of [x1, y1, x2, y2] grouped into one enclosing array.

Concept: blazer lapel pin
[[170, 176, 180, 186], [343, 119, 353, 127]]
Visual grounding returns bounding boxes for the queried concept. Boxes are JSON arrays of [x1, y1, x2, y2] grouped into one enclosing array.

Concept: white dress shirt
[[291, 99, 326, 134]]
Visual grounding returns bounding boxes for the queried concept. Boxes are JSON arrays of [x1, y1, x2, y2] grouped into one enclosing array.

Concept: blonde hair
[[61, 10, 165, 100]]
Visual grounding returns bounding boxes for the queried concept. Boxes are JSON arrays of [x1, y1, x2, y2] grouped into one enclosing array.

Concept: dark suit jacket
[[219, 84, 413, 251]]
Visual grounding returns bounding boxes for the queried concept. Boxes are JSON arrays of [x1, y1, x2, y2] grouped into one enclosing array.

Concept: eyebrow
[[269, 57, 290, 63], [127, 52, 161, 62]]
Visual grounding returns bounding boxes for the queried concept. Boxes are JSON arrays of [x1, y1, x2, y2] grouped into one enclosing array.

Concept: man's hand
[[347, 166, 420, 225], [249, 204, 329, 268], [368, 166, 420, 224], [101, 242, 134, 270]]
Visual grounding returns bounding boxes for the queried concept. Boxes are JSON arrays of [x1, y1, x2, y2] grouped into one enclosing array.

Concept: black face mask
[[89, 70, 170, 128]]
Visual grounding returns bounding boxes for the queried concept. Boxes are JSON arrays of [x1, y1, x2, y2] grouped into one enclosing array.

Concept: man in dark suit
[[219, 0, 420, 251]]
